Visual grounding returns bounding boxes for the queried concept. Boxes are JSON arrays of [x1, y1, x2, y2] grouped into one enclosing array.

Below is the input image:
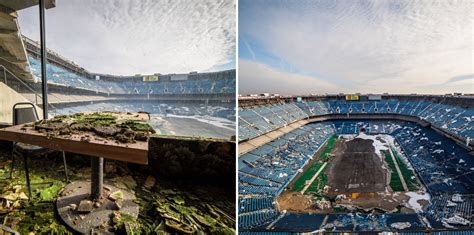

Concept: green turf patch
[[291, 161, 323, 192], [383, 150, 404, 192], [305, 164, 328, 195], [320, 135, 337, 161], [291, 135, 336, 193], [391, 147, 420, 191]]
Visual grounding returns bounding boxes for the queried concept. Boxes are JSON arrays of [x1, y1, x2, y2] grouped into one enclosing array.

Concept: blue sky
[[239, 0, 473, 95], [18, 0, 236, 75]]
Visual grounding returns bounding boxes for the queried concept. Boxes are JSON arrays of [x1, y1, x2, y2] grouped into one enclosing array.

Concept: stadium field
[[291, 135, 336, 193]]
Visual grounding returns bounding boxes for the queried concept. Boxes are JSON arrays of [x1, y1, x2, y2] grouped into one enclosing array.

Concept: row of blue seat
[[259, 212, 429, 232], [239, 123, 335, 229], [238, 209, 278, 229], [239, 123, 334, 195], [424, 194, 473, 229], [239, 196, 275, 214], [239, 99, 474, 142], [28, 56, 235, 95], [50, 100, 235, 121], [390, 123, 474, 194]]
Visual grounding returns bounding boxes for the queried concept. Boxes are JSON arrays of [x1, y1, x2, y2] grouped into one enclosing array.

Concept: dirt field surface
[[336, 192, 410, 212], [326, 138, 387, 193], [275, 135, 427, 213], [276, 191, 319, 212]]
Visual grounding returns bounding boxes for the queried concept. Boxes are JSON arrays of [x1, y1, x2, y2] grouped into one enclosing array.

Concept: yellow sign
[[143, 75, 159, 82], [345, 95, 359, 101]]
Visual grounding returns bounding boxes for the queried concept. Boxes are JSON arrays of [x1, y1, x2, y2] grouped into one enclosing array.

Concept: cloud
[[445, 74, 474, 84], [239, 0, 473, 94], [18, 0, 235, 75], [242, 39, 255, 60], [418, 74, 474, 93], [239, 59, 340, 95]]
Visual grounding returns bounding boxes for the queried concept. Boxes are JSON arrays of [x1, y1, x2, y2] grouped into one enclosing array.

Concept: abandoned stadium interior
[[1, 0, 473, 234], [0, 1, 236, 233], [238, 95, 474, 233]]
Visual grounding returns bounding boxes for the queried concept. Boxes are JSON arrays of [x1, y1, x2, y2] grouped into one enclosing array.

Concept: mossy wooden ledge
[[0, 112, 151, 165]]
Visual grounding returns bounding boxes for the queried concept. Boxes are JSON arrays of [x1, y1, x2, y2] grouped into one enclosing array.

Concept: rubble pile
[[29, 112, 155, 143]]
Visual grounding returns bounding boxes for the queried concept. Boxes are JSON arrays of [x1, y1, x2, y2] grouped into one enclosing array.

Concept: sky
[[18, 0, 235, 75], [239, 0, 473, 95]]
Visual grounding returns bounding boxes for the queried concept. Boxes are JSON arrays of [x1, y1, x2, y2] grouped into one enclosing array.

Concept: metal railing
[[0, 65, 59, 116], [1, 65, 41, 105]]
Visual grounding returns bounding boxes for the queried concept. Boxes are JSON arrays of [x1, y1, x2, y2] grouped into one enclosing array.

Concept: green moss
[[35, 112, 157, 143], [51, 114, 68, 120], [83, 113, 117, 126], [123, 120, 155, 133], [0, 155, 71, 234], [113, 212, 141, 234], [39, 183, 63, 201]]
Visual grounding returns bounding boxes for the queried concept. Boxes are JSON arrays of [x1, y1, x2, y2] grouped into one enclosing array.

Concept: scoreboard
[[143, 75, 159, 82], [345, 95, 359, 101]]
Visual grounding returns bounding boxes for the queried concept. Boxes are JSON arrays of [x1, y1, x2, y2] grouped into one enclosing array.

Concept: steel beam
[[39, 0, 48, 119], [90, 157, 103, 200]]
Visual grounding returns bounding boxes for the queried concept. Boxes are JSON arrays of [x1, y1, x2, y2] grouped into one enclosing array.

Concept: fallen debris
[[68, 203, 77, 211], [404, 191, 430, 212], [451, 194, 463, 202], [0, 224, 19, 235], [109, 191, 124, 202], [442, 215, 470, 226], [390, 222, 411, 229], [144, 176, 156, 190], [0, 132, 234, 234], [77, 200, 93, 213]]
